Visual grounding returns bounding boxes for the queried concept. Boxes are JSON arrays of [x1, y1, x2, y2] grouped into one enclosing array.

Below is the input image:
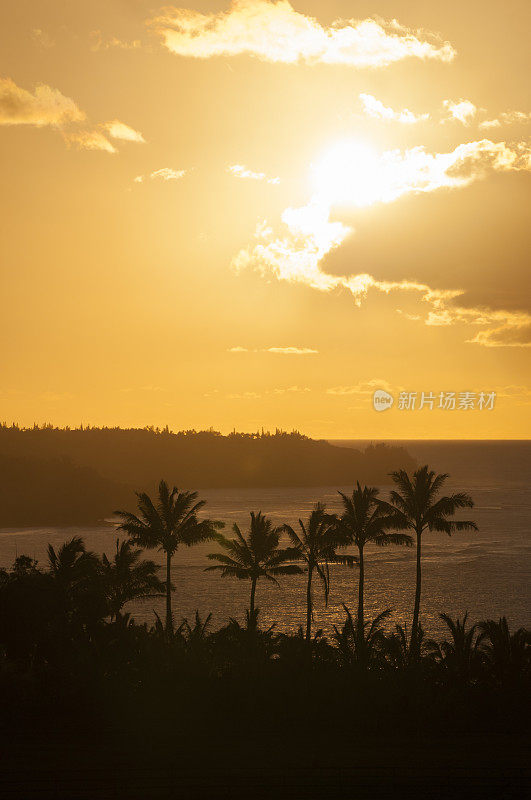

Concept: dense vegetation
[[0, 466, 528, 798], [0, 424, 415, 525]]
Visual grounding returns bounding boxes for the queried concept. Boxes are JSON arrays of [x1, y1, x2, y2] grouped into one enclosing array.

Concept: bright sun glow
[[311, 140, 381, 207]]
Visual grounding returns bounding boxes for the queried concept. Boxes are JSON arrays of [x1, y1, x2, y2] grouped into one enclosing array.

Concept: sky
[[1, 0, 530, 438]]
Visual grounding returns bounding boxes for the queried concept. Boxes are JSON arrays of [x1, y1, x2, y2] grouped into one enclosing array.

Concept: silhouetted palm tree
[[47, 536, 98, 583], [206, 511, 302, 621], [378, 466, 477, 661], [332, 606, 391, 668], [101, 538, 165, 621], [115, 481, 223, 633], [47, 536, 104, 625], [477, 617, 531, 683], [336, 483, 412, 651], [428, 613, 479, 684], [282, 502, 356, 641]]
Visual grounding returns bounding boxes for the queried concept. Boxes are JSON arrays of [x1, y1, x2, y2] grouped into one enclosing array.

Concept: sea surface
[[1, 441, 529, 638]]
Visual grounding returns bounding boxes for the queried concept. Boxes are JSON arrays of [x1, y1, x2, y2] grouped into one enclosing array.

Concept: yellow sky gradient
[[1, 1, 530, 438]]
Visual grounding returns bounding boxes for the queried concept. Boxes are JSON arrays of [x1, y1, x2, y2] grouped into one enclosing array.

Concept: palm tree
[[336, 483, 412, 650], [429, 613, 480, 684], [282, 503, 356, 641], [47, 536, 104, 625], [115, 481, 223, 633], [205, 511, 302, 623], [332, 606, 391, 668], [477, 617, 531, 683], [378, 466, 477, 661], [101, 538, 165, 621]]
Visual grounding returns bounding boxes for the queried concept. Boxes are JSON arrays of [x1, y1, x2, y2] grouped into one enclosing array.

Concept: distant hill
[[0, 425, 416, 526]]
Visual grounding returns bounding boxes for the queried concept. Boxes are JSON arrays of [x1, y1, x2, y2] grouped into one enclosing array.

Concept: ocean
[[1, 440, 529, 638]]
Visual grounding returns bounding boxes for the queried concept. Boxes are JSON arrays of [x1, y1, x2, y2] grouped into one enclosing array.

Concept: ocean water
[[0, 441, 529, 639]]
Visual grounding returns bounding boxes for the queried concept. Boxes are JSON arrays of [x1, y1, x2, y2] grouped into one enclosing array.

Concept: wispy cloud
[[480, 110, 531, 129], [31, 29, 55, 49], [90, 31, 142, 51], [327, 379, 392, 396], [228, 164, 280, 184], [442, 99, 477, 125], [233, 138, 531, 347], [150, 1, 455, 67], [134, 167, 187, 183], [63, 129, 117, 153], [103, 120, 145, 143], [0, 76, 84, 127], [0, 76, 144, 155], [359, 93, 429, 124], [228, 345, 318, 354]]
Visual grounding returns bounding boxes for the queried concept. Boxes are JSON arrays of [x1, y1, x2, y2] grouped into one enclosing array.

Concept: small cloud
[[359, 93, 429, 124], [134, 167, 187, 183], [228, 164, 280, 183], [31, 29, 55, 49], [0, 76, 84, 127], [480, 110, 531, 129], [265, 346, 318, 354], [442, 99, 477, 125], [227, 345, 318, 354], [63, 129, 117, 153], [327, 379, 392, 396], [90, 31, 142, 51], [270, 385, 311, 394], [227, 391, 261, 399], [102, 119, 145, 143]]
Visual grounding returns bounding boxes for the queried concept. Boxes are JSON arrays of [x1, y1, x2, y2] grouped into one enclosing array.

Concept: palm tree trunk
[[357, 545, 364, 650], [165, 551, 173, 634], [410, 529, 422, 662], [250, 576, 257, 617], [305, 566, 313, 642]]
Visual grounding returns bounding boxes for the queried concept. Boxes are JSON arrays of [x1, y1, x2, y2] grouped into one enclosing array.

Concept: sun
[[310, 139, 381, 208]]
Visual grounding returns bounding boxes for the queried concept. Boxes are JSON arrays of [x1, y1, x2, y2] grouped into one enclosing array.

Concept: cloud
[[232, 138, 531, 347], [134, 167, 187, 183], [0, 76, 84, 127], [359, 93, 429, 124], [327, 379, 392, 396], [90, 31, 142, 51], [228, 164, 280, 183], [31, 29, 55, 49], [480, 110, 531, 129], [227, 391, 262, 399], [63, 129, 117, 153], [442, 99, 477, 125], [0, 77, 144, 155], [228, 345, 318, 354], [150, 1, 455, 67], [65, 120, 145, 153], [102, 120, 145, 143]]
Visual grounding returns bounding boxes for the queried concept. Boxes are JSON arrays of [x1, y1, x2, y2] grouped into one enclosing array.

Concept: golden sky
[[1, 0, 530, 438]]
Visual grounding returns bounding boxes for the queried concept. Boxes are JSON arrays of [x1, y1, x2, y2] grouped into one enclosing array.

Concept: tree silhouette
[[206, 511, 302, 622], [477, 617, 531, 683], [47, 536, 105, 626], [427, 612, 480, 684], [378, 466, 477, 661], [101, 538, 164, 621], [336, 483, 412, 653], [115, 481, 223, 633], [282, 502, 356, 641]]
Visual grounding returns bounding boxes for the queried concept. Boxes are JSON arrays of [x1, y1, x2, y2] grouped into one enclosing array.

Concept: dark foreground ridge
[[0, 424, 415, 525]]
